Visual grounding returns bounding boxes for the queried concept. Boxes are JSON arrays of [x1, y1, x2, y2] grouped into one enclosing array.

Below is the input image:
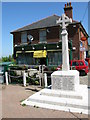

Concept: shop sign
[[33, 50, 47, 58]]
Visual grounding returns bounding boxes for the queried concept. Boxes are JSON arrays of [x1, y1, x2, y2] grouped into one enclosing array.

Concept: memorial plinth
[[51, 70, 79, 91]]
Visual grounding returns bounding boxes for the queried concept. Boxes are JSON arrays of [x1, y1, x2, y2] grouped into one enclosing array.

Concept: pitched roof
[[11, 14, 88, 38], [11, 14, 60, 33]]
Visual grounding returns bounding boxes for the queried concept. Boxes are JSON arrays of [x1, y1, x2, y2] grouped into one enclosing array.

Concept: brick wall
[[68, 24, 80, 60], [13, 24, 88, 60], [13, 26, 60, 45], [13, 33, 21, 46]]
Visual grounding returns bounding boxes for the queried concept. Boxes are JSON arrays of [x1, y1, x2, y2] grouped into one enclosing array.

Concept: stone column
[[61, 29, 69, 71], [56, 14, 72, 71]]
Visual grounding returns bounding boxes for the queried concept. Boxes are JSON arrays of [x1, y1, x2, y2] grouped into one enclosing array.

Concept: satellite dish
[[47, 29, 50, 33], [27, 34, 34, 41]]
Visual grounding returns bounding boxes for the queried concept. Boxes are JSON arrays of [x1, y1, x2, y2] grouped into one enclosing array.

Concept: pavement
[[0, 73, 90, 119]]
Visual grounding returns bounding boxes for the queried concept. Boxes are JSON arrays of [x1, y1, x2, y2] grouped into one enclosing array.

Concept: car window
[[80, 61, 84, 66], [72, 61, 79, 66], [85, 61, 88, 66], [76, 62, 79, 66], [72, 62, 76, 66]]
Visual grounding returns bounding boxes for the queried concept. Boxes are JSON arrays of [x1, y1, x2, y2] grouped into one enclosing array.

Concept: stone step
[[40, 89, 82, 99], [27, 98, 88, 110], [27, 94, 88, 109], [24, 100, 89, 114], [22, 95, 89, 114], [41, 92, 82, 99], [22, 87, 89, 114]]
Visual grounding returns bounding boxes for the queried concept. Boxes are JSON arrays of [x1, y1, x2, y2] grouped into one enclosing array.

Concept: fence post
[[23, 72, 26, 87], [5, 72, 8, 85], [39, 65, 41, 87], [8, 70, 11, 83], [44, 73, 47, 87], [42, 65, 45, 86]]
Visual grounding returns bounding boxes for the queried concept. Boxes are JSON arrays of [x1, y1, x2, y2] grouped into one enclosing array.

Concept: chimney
[[64, 2, 73, 19]]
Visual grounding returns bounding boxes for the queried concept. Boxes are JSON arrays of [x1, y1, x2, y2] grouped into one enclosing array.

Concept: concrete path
[[0, 84, 88, 118]]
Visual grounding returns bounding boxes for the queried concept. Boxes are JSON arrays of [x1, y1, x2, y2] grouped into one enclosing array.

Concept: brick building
[[11, 2, 88, 66]]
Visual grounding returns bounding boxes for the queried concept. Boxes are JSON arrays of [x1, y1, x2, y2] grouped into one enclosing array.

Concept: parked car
[[56, 65, 62, 71], [56, 60, 89, 76], [70, 60, 89, 76]]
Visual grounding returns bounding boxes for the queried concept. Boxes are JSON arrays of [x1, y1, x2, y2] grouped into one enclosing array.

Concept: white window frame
[[39, 29, 47, 43]]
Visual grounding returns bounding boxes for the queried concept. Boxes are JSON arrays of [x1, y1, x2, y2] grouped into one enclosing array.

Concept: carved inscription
[[52, 75, 75, 91]]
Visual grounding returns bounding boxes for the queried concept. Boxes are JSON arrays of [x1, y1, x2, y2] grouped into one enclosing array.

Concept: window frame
[[39, 29, 47, 43], [21, 32, 27, 44]]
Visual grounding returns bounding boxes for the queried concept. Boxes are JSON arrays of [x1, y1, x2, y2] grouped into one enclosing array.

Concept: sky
[[1, 2, 89, 57]]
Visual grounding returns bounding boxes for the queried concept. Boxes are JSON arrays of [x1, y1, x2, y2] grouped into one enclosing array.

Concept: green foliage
[[51, 66, 57, 71], [10, 71, 23, 84], [2, 55, 14, 62], [22, 103, 26, 107], [20, 99, 25, 102], [34, 80, 39, 85]]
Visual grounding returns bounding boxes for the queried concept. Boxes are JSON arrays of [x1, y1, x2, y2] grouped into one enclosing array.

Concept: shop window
[[21, 32, 27, 43], [39, 30, 46, 43], [17, 53, 35, 65], [48, 51, 62, 66]]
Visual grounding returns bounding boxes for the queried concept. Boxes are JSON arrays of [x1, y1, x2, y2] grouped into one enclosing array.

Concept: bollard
[[42, 65, 45, 86], [44, 73, 47, 87], [39, 65, 41, 72], [23, 72, 26, 87], [5, 72, 8, 85]]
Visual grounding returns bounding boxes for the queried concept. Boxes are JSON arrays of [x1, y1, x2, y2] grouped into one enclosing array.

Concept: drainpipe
[[79, 26, 81, 60], [70, 40, 72, 60]]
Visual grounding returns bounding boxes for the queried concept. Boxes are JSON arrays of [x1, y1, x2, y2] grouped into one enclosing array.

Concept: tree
[[2, 55, 14, 62]]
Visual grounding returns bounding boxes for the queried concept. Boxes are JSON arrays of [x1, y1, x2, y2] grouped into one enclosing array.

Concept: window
[[17, 53, 35, 65], [21, 32, 27, 43], [85, 61, 88, 66], [48, 51, 62, 66], [72, 62, 79, 66], [80, 61, 84, 66], [39, 30, 46, 43], [80, 41, 83, 48]]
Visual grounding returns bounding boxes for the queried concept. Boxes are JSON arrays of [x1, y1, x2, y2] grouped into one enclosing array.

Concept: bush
[[51, 66, 57, 71], [35, 80, 39, 85]]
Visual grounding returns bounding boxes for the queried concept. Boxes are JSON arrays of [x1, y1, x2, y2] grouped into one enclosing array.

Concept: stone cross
[[56, 14, 72, 71]]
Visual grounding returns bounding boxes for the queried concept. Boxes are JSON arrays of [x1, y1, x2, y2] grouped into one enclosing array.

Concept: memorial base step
[[22, 86, 90, 115]]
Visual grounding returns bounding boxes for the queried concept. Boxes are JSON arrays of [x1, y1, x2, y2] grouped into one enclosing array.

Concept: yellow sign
[[33, 50, 47, 58]]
